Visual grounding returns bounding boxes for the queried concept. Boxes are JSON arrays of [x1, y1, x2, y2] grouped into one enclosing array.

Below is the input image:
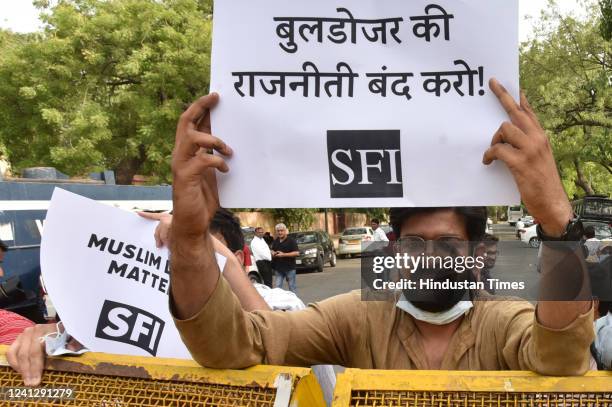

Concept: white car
[[519, 224, 540, 248], [520, 215, 534, 224], [338, 227, 374, 258]]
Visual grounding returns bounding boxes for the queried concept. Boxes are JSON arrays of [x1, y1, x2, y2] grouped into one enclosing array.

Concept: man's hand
[[169, 93, 233, 319], [171, 93, 232, 241], [483, 79, 573, 237], [138, 212, 173, 248], [485, 80, 591, 330], [6, 324, 56, 386]]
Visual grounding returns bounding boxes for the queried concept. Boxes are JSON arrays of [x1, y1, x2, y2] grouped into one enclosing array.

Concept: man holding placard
[[168, 79, 593, 373]]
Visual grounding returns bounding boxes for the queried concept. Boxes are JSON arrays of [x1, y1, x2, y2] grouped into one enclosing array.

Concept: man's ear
[[234, 249, 245, 267]]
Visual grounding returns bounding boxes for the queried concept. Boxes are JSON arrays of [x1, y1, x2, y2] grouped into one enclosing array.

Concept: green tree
[[0, 0, 213, 183], [266, 209, 317, 232], [520, 1, 612, 198], [601, 0, 612, 40]]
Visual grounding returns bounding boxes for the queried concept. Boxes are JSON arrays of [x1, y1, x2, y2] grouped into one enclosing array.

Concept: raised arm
[[169, 93, 232, 320], [483, 79, 592, 329], [168, 94, 356, 369], [139, 211, 269, 312]]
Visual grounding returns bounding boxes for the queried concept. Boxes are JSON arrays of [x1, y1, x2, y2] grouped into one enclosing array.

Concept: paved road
[[296, 225, 541, 305]]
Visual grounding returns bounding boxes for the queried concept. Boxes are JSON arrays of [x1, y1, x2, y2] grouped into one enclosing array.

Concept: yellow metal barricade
[[332, 369, 612, 407], [0, 345, 326, 406]]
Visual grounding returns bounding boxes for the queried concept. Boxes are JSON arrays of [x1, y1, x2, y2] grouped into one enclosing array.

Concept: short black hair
[[371, 218, 380, 224], [210, 208, 245, 252], [483, 233, 499, 245], [0, 240, 7, 252], [390, 207, 487, 242], [584, 226, 596, 239]]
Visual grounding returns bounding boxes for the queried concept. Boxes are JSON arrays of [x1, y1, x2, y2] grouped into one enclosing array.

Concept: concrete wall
[[235, 211, 369, 235]]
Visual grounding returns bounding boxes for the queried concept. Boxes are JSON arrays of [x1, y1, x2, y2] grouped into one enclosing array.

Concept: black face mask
[[405, 263, 472, 313]]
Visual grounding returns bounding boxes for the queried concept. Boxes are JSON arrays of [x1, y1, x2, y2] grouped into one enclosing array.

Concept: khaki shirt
[[172, 275, 593, 375]]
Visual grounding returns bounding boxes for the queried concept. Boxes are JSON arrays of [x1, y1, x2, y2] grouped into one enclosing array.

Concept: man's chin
[[409, 299, 459, 314]]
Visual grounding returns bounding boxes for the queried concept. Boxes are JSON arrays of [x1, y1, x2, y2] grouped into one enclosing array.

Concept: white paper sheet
[[211, 0, 520, 208], [40, 188, 225, 359]]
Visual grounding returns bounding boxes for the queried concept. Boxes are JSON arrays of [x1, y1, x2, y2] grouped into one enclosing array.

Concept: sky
[[0, 0, 591, 41]]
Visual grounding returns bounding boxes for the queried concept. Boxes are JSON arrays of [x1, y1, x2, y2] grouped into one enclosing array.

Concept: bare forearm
[[222, 256, 270, 311], [170, 234, 220, 320], [278, 251, 300, 258], [536, 243, 591, 329]]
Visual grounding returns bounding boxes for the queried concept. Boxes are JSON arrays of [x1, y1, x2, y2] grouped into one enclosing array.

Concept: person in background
[[371, 218, 389, 242], [251, 227, 273, 288], [263, 232, 274, 247], [515, 218, 525, 239], [473, 233, 499, 294], [593, 301, 612, 370], [0, 239, 7, 278], [0, 309, 34, 346], [583, 226, 601, 262], [271, 223, 299, 293], [386, 227, 397, 242], [243, 242, 252, 270]]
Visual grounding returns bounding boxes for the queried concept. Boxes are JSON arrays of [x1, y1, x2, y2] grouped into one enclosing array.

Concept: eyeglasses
[[394, 236, 468, 257]]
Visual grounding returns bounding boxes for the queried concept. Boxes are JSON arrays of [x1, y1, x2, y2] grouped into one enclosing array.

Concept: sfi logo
[[327, 130, 403, 198], [95, 300, 164, 356]]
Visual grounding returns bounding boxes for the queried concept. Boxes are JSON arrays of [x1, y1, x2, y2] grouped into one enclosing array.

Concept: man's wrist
[[538, 205, 573, 238]]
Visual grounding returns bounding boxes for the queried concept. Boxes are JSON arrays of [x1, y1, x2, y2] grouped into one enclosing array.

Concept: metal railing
[[332, 369, 612, 406]]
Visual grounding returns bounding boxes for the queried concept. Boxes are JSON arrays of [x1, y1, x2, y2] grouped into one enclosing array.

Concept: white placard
[[40, 188, 224, 359], [211, 0, 520, 208]]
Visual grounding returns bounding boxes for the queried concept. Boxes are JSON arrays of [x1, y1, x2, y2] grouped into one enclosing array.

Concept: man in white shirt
[[251, 226, 273, 287], [371, 218, 389, 242], [584, 226, 602, 262], [594, 307, 612, 370]]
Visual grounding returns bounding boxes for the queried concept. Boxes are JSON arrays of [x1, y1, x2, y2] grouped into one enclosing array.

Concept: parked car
[[290, 231, 336, 273], [338, 227, 374, 258], [572, 195, 612, 223], [521, 220, 612, 250], [584, 220, 612, 241], [520, 215, 534, 224], [519, 224, 540, 248]]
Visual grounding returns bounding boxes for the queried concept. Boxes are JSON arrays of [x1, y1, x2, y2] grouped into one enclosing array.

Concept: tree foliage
[[0, 0, 213, 183], [265, 209, 317, 232], [601, 0, 612, 40], [0, 0, 609, 201], [520, 0, 611, 198]]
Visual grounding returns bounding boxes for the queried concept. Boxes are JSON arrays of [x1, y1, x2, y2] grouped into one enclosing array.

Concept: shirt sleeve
[[171, 275, 361, 369], [489, 301, 594, 375]]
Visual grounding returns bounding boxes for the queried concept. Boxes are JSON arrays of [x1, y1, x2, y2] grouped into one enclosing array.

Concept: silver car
[[338, 227, 374, 258]]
